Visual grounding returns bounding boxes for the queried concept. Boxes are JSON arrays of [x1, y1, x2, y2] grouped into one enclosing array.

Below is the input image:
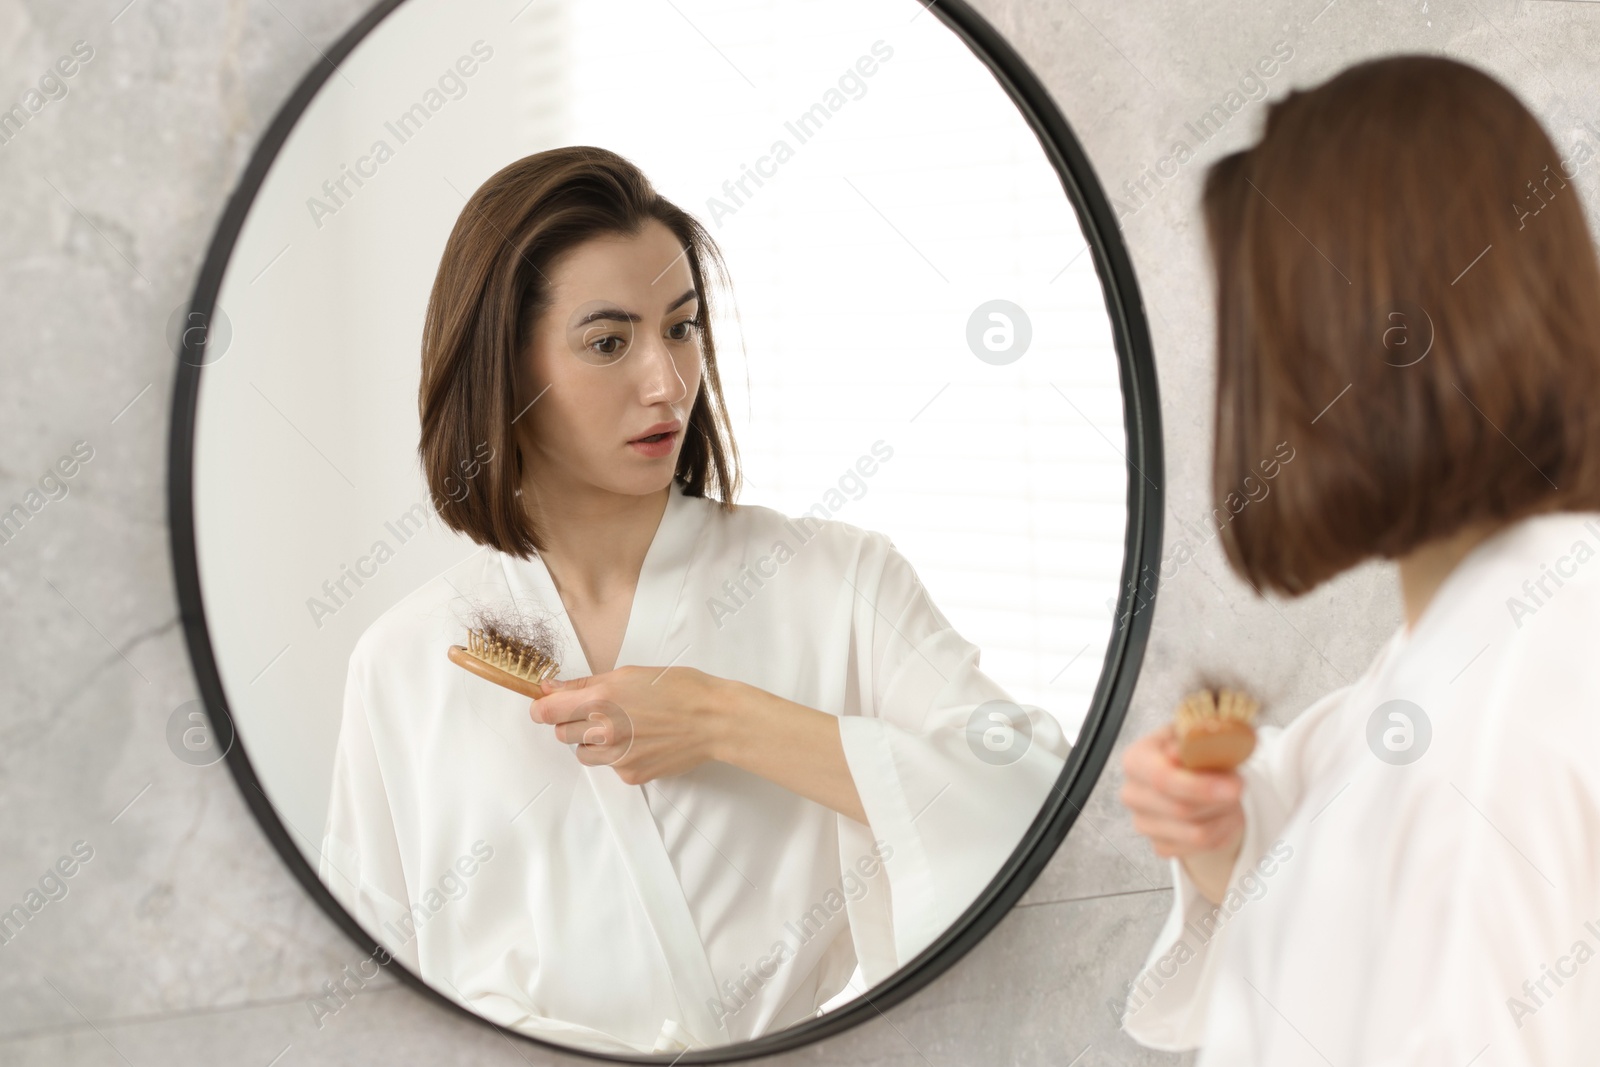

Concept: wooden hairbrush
[[1173, 687, 1260, 770], [447, 608, 562, 699]]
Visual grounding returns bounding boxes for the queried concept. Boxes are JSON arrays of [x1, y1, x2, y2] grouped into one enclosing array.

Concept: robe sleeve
[[319, 642, 419, 972], [1119, 683, 1353, 1050], [835, 531, 1071, 978]]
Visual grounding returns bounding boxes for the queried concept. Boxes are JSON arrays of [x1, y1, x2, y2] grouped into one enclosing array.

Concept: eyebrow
[[574, 289, 698, 327]]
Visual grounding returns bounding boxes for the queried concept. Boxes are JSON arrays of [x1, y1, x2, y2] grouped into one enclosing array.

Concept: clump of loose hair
[[459, 598, 563, 669]]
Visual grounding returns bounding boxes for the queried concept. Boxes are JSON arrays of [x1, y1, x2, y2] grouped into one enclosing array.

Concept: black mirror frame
[[167, 0, 1163, 1061]]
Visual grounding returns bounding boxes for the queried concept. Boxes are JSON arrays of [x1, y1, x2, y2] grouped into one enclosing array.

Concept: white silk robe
[[1122, 509, 1600, 1065], [319, 478, 1069, 1053]]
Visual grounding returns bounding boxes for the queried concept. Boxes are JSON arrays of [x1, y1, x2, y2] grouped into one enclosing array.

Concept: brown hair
[[1203, 54, 1600, 596], [418, 146, 742, 558]]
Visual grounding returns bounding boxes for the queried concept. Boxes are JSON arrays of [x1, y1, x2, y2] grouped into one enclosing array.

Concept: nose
[[634, 331, 690, 408]]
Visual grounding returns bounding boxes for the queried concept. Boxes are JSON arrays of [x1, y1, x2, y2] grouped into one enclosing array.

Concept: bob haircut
[[417, 146, 742, 558], [1203, 54, 1600, 596]]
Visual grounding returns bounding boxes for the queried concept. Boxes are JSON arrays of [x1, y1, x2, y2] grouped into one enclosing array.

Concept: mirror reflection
[[191, 0, 1131, 1053]]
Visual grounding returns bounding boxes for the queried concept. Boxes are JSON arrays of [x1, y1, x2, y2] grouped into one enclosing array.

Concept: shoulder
[[694, 489, 896, 569], [1420, 510, 1600, 695], [347, 548, 495, 673], [1399, 512, 1600, 791]]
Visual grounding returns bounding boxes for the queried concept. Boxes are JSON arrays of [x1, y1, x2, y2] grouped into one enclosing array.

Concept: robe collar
[[490, 479, 727, 1044], [497, 478, 709, 678]]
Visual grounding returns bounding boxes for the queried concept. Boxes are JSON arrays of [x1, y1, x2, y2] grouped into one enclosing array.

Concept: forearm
[[1181, 829, 1243, 905], [705, 677, 869, 825]]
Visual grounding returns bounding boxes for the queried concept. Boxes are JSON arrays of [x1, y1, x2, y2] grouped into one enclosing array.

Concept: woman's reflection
[[317, 146, 1069, 1054]]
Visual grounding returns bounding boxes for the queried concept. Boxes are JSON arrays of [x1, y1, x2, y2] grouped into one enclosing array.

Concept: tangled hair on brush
[[461, 599, 563, 665]]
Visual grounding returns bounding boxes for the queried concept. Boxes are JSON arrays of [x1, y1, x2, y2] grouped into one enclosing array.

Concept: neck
[[521, 474, 672, 603], [1396, 517, 1508, 632]]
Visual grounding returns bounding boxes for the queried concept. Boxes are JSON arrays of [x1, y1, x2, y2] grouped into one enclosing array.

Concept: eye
[[586, 333, 628, 359], [666, 317, 702, 344]]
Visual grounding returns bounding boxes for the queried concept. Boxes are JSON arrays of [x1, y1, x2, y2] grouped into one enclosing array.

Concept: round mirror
[[170, 0, 1160, 1059]]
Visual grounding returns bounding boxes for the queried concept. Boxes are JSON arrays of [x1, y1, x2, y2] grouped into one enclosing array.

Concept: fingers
[[530, 670, 657, 723], [556, 706, 639, 752], [1119, 777, 1238, 822], [1130, 806, 1244, 858], [1122, 728, 1242, 806], [572, 743, 649, 785], [552, 720, 598, 745], [539, 674, 589, 692], [530, 695, 599, 726], [528, 675, 598, 722], [1120, 724, 1246, 858]]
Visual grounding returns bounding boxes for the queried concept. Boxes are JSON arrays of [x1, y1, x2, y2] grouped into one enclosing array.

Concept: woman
[[1119, 56, 1600, 1064], [317, 146, 1068, 1053]]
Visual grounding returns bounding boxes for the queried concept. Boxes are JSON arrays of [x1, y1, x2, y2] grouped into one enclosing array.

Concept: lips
[[629, 421, 681, 444], [627, 418, 681, 459]]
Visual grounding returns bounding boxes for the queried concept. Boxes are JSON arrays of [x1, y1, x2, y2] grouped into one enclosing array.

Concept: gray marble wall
[[4, 0, 1596, 1063]]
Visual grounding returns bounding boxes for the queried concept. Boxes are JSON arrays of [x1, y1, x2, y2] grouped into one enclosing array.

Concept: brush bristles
[[1175, 687, 1260, 734], [464, 626, 559, 684]]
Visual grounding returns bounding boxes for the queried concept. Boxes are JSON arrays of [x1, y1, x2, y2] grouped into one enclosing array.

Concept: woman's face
[[516, 219, 704, 501]]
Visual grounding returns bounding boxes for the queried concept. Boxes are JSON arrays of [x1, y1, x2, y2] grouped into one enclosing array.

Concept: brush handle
[[447, 644, 547, 700]]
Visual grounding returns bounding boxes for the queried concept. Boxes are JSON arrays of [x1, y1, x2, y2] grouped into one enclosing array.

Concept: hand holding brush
[[1120, 686, 1262, 904]]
